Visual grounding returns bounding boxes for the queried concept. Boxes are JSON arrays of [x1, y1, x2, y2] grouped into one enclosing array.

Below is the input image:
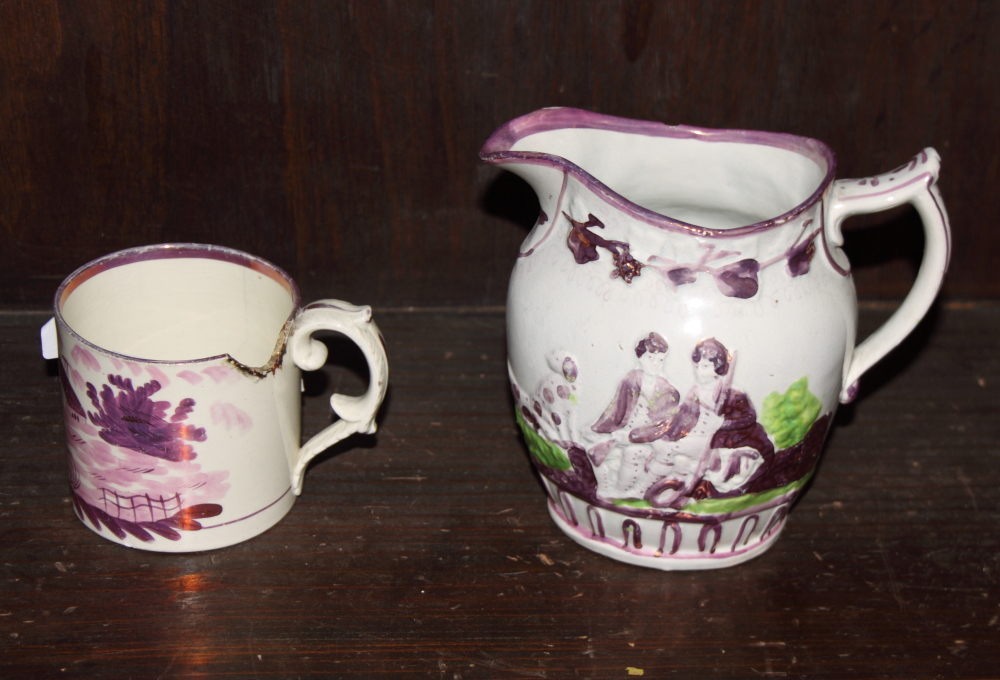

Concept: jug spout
[[479, 108, 585, 225], [480, 107, 836, 239]]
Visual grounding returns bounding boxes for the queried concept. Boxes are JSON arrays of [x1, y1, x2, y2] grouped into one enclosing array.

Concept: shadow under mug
[[49, 243, 388, 552]]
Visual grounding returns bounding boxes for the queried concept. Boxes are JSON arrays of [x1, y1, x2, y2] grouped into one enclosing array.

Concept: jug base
[[545, 493, 786, 571]]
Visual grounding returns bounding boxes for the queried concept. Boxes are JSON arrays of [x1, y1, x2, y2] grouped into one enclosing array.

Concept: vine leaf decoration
[[646, 244, 760, 299], [565, 212, 645, 283], [563, 211, 824, 299], [784, 223, 818, 277], [713, 258, 761, 298]]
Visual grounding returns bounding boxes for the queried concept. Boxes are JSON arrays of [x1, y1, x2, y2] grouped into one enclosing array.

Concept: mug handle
[[286, 300, 389, 494], [825, 148, 951, 403]]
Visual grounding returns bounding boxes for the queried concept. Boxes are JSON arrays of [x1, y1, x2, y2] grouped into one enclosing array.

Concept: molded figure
[[632, 339, 774, 508], [587, 333, 680, 499]]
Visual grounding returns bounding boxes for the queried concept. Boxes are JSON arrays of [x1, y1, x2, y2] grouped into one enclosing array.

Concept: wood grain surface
[[1, 0, 998, 308], [1, 307, 997, 678]]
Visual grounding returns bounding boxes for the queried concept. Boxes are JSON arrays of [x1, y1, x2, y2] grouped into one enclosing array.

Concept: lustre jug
[[480, 108, 950, 570]]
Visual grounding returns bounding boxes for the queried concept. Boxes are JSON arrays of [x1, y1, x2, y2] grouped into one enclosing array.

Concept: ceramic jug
[[481, 108, 950, 570]]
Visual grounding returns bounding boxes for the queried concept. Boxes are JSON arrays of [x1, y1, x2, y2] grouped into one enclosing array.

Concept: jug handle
[[286, 300, 389, 495], [826, 148, 951, 403]]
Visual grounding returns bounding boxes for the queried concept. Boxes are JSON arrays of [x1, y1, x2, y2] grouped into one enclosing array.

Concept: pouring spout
[[481, 108, 836, 239], [479, 107, 613, 193], [479, 109, 572, 204]]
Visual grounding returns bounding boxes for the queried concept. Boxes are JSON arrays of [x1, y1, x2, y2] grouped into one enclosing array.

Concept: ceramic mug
[[482, 108, 950, 570], [44, 244, 388, 552]]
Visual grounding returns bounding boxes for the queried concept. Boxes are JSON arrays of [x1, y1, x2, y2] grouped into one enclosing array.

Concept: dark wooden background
[[1, 0, 998, 309], [3, 3, 1000, 677]]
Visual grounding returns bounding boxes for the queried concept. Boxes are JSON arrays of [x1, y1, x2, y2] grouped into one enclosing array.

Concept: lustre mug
[[481, 108, 950, 570], [46, 244, 388, 552]]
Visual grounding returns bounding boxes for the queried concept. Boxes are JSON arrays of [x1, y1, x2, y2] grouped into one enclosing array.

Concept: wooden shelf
[[0, 306, 997, 678]]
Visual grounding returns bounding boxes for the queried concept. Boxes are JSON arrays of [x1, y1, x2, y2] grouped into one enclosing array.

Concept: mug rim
[[53, 243, 302, 366], [479, 106, 838, 239]]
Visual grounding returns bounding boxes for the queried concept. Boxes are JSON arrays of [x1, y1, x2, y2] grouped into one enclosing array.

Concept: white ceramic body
[[482, 108, 950, 570], [53, 244, 388, 552]]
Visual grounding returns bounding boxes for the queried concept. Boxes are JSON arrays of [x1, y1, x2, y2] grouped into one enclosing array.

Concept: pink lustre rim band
[[53, 243, 301, 366], [479, 107, 838, 239]]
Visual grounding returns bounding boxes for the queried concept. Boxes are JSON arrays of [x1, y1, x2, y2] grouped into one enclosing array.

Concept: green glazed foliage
[[761, 376, 822, 449], [613, 474, 813, 514], [514, 408, 572, 470], [682, 473, 812, 514]]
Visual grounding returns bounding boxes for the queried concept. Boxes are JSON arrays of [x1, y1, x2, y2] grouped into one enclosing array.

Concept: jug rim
[[480, 107, 838, 238], [53, 243, 301, 366]]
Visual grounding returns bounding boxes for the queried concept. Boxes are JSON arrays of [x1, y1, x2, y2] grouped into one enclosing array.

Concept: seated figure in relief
[[630, 338, 775, 509], [586, 332, 680, 500]]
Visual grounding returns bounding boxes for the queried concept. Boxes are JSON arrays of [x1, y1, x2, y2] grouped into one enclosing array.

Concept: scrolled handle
[[286, 300, 389, 495], [826, 149, 951, 403]]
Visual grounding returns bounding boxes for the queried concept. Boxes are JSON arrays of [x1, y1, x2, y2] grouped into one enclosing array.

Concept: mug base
[[71, 487, 296, 553], [545, 494, 785, 571]]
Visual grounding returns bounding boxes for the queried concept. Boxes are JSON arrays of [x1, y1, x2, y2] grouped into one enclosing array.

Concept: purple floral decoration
[[666, 267, 698, 287], [72, 490, 222, 543], [86, 374, 207, 462], [713, 259, 761, 298], [564, 210, 826, 299], [646, 245, 760, 299], [784, 223, 818, 277], [59, 359, 87, 421], [565, 212, 645, 283]]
